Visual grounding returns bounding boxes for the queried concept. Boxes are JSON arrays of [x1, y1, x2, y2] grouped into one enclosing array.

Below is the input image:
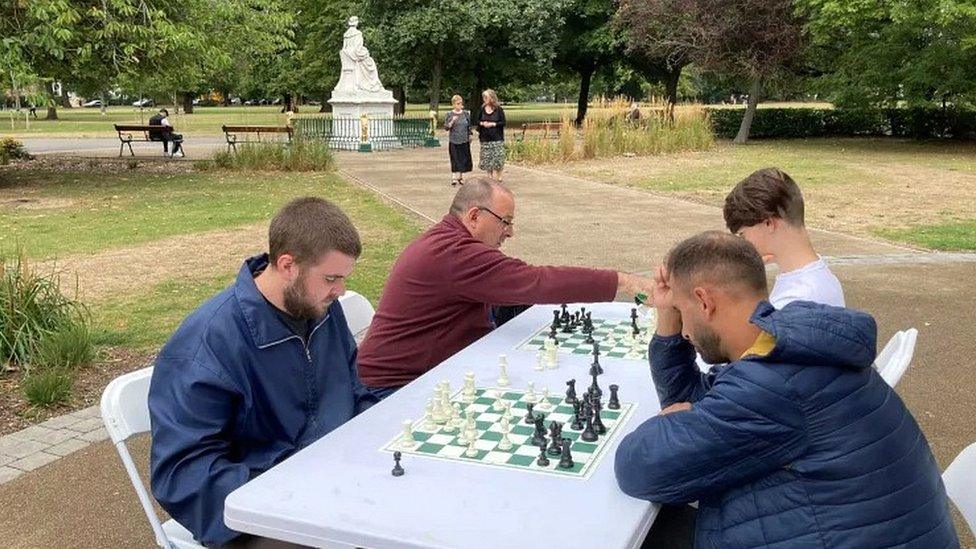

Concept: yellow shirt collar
[[740, 330, 777, 359]]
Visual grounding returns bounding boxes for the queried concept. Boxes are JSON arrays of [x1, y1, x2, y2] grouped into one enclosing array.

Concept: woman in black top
[[476, 89, 506, 180]]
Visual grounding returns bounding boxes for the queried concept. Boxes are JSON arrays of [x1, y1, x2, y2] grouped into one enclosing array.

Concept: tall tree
[[555, 0, 621, 124]]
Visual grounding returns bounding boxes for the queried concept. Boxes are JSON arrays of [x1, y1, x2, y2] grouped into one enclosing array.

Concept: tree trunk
[[393, 86, 406, 115], [59, 89, 72, 108], [10, 70, 21, 111], [99, 91, 107, 115], [320, 92, 332, 113], [469, 68, 485, 120], [45, 81, 59, 120], [575, 61, 595, 125], [428, 44, 444, 113], [664, 65, 682, 123], [734, 78, 762, 144], [221, 90, 232, 107], [181, 93, 194, 114], [282, 93, 293, 113]]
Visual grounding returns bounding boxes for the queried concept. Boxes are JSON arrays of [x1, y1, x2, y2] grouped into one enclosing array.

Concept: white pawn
[[538, 388, 552, 411], [497, 418, 514, 451], [465, 438, 479, 457], [524, 381, 537, 404], [423, 399, 438, 430], [497, 355, 510, 387], [534, 352, 545, 371], [546, 346, 558, 369], [399, 419, 417, 449], [605, 332, 616, 347], [451, 403, 464, 429]]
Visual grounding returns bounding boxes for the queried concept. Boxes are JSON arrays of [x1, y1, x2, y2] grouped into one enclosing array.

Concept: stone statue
[[337, 16, 384, 94]]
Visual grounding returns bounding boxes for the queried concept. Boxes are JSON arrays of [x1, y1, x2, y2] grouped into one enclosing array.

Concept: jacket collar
[[441, 213, 472, 236], [235, 254, 329, 349]]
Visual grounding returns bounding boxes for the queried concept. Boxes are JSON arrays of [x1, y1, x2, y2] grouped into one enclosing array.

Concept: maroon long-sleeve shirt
[[357, 214, 618, 388]]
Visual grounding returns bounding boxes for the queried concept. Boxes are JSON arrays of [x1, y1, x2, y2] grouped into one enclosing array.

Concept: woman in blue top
[[476, 89, 506, 180], [444, 94, 473, 186]]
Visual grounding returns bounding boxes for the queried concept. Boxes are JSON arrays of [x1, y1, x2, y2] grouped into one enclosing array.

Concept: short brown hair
[[666, 231, 767, 297], [269, 197, 361, 265], [723, 168, 805, 234]]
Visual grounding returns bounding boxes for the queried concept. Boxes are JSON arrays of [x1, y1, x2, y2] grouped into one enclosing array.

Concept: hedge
[[706, 107, 976, 140]]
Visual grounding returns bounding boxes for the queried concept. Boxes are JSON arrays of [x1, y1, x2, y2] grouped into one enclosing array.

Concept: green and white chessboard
[[516, 316, 655, 361], [381, 387, 635, 479]]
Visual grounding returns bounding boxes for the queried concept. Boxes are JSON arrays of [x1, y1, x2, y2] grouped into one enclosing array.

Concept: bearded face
[[282, 268, 327, 320]]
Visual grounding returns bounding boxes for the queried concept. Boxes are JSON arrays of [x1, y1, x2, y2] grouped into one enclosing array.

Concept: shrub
[[22, 367, 73, 407], [0, 250, 89, 368], [210, 140, 335, 172], [0, 137, 33, 163], [34, 322, 95, 371]]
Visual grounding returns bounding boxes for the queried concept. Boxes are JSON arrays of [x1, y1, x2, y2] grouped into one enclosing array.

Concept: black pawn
[[608, 384, 621, 410], [580, 410, 598, 442], [536, 440, 551, 466], [565, 379, 577, 405], [552, 309, 561, 329], [558, 438, 575, 469], [549, 326, 558, 341], [524, 402, 537, 425], [593, 399, 607, 435], [571, 401, 584, 430], [391, 451, 405, 477]]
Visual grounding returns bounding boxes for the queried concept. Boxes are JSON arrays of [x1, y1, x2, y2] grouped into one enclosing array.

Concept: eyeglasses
[[478, 207, 514, 228]]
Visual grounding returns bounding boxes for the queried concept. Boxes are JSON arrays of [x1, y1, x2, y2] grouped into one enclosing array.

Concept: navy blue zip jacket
[[615, 301, 958, 548], [149, 255, 377, 545]]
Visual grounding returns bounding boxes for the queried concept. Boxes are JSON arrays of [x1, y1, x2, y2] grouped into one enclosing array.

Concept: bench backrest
[[520, 122, 563, 139], [115, 124, 172, 133], [221, 125, 292, 134]]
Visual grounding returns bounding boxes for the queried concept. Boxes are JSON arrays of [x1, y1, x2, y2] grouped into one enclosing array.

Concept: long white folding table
[[225, 302, 663, 548]]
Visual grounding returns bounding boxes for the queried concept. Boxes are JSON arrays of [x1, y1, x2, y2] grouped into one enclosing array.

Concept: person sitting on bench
[[148, 109, 184, 157]]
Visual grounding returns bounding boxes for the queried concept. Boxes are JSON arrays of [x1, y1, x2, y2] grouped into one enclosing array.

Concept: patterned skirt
[[479, 140, 506, 172]]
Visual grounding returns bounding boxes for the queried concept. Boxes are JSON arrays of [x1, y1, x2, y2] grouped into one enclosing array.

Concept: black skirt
[[449, 142, 473, 173]]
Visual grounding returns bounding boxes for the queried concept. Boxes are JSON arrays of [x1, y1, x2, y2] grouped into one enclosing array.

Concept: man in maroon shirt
[[357, 177, 652, 397]]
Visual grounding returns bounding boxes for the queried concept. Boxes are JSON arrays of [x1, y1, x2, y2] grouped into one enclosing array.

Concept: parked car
[[132, 99, 153, 107], [82, 99, 103, 108]]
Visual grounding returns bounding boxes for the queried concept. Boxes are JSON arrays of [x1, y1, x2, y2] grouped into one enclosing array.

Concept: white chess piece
[[538, 388, 552, 411], [534, 352, 544, 371], [465, 438, 479, 457], [451, 403, 464, 429], [502, 402, 513, 422], [546, 346, 558, 369], [497, 355, 510, 386], [605, 332, 616, 347], [524, 381, 537, 404], [462, 371, 477, 402], [497, 418, 514, 451], [424, 399, 439, 429], [399, 419, 417, 448]]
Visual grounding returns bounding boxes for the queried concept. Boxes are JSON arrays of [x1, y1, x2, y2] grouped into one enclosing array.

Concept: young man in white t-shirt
[[723, 168, 844, 309]]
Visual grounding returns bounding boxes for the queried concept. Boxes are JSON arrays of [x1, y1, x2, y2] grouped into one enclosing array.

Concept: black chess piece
[[551, 310, 561, 329], [549, 325, 558, 341], [580, 307, 586, 319], [558, 438, 575, 469], [608, 384, 621, 410], [531, 415, 548, 446], [571, 401, 584, 430], [588, 371, 602, 398], [580, 410, 598, 442], [631, 307, 638, 322], [391, 451, 405, 477], [593, 398, 607, 435], [565, 379, 578, 405], [524, 402, 537, 425], [547, 422, 563, 456], [536, 440, 551, 466]]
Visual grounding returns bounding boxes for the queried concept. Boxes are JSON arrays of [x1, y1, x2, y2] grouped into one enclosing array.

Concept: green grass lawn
[[0, 169, 424, 350]]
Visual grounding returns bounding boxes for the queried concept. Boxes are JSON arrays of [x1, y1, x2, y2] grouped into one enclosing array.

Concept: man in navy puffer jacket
[[615, 232, 958, 548]]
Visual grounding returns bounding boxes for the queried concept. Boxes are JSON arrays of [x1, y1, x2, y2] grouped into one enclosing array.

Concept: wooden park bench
[[221, 125, 294, 152], [517, 122, 564, 142], [114, 124, 175, 157]]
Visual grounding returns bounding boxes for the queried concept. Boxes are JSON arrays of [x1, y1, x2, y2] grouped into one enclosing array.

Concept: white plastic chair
[[339, 290, 375, 337], [100, 367, 205, 549], [874, 328, 918, 387], [944, 442, 976, 536]]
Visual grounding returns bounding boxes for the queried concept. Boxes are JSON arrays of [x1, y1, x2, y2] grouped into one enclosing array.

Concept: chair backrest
[[944, 441, 976, 536], [100, 367, 175, 548], [878, 328, 918, 387], [339, 291, 375, 337]]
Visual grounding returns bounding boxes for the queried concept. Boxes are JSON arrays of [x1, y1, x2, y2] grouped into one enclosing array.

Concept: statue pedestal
[[328, 92, 397, 152]]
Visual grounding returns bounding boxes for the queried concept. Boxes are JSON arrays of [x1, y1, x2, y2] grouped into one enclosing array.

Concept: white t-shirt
[[770, 257, 845, 309]]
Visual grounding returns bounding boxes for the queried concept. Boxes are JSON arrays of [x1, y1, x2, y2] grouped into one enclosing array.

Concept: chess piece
[[498, 418, 514, 451], [593, 398, 607, 435], [391, 451, 405, 476], [423, 399, 438, 430], [399, 419, 417, 448], [497, 355, 510, 386], [580, 410, 598, 442], [608, 384, 621, 410], [588, 371, 602, 399], [534, 352, 545, 371], [524, 402, 537, 424], [538, 388, 552, 411], [558, 438, 575, 469], [548, 422, 563, 456], [465, 438, 478, 457], [571, 401, 584, 430], [565, 379, 578, 405], [536, 440, 551, 466], [524, 381, 538, 403], [551, 309, 561, 330], [531, 415, 548, 447], [549, 326, 558, 341], [462, 371, 476, 402]]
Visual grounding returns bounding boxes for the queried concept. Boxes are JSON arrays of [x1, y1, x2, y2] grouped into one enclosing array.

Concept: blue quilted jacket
[[615, 301, 958, 548]]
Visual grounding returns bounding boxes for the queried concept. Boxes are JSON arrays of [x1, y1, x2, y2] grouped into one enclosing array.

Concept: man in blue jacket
[[149, 197, 377, 547], [615, 231, 958, 548]]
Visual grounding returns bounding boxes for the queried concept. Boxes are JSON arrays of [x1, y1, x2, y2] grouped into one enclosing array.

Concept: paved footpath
[[1, 142, 973, 547]]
